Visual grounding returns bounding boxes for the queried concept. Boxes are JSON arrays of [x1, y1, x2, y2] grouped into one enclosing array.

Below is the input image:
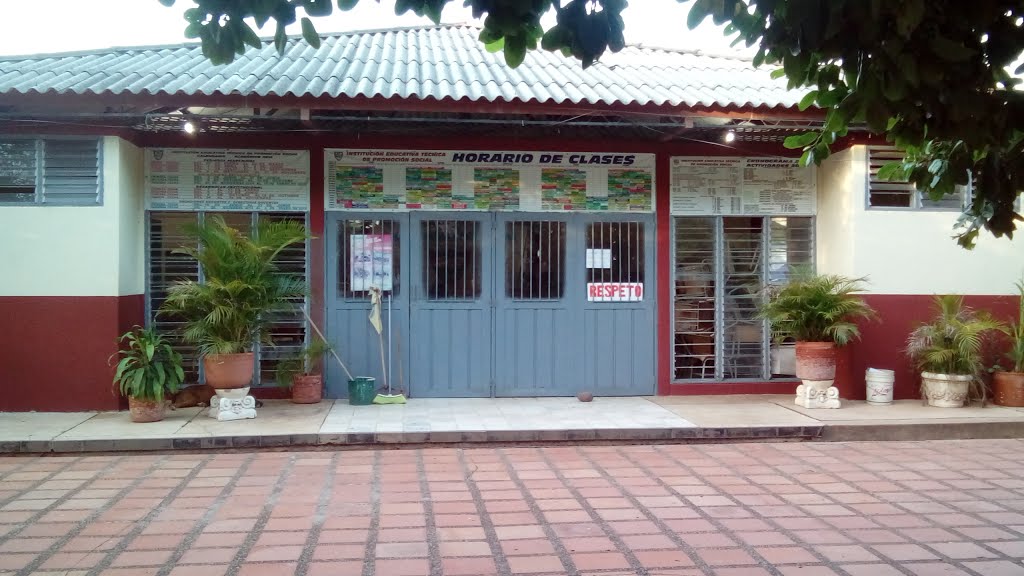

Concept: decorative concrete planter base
[[208, 387, 257, 421], [795, 379, 841, 409]]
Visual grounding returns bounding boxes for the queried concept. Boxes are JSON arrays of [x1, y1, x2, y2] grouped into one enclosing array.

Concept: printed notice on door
[[145, 148, 310, 212], [350, 234, 393, 291]]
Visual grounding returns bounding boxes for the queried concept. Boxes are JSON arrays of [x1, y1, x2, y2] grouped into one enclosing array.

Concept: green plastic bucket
[[348, 377, 376, 406]]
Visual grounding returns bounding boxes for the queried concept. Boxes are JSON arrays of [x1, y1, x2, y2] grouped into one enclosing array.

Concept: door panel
[[580, 216, 657, 396], [494, 215, 580, 396], [409, 214, 492, 397], [325, 215, 408, 398]]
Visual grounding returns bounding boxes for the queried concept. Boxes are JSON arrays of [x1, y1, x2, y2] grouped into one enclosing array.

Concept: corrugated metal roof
[[0, 24, 803, 111]]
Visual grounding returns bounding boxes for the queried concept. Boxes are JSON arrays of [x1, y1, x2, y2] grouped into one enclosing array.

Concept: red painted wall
[[0, 295, 144, 411], [845, 294, 1019, 401]]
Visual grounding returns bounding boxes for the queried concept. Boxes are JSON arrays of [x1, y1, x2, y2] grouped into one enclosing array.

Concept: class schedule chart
[[325, 149, 655, 213], [145, 148, 310, 212]]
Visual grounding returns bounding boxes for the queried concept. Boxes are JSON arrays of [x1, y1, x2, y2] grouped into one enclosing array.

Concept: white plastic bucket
[[866, 368, 895, 405]]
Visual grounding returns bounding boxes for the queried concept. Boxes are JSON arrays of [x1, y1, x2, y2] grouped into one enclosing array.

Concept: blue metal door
[[325, 211, 655, 398], [324, 214, 409, 398], [408, 213, 493, 397], [494, 214, 581, 396], [579, 214, 657, 395]]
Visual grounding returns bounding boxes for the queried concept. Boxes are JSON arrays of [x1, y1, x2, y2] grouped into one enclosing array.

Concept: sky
[[0, 0, 744, 57]]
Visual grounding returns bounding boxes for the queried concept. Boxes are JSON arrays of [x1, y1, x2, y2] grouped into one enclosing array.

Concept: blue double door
[[325, 212, 655, 398]]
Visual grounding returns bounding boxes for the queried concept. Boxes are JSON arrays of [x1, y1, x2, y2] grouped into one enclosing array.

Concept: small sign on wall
[[587, 282, 644, 302]]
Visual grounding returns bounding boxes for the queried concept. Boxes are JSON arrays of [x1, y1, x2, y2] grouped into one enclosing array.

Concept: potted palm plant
[[992, 281, 1024, 406], [111, 326, 185, 423], [906, 295, 1004, 407], [160, 216, 308, 391], [276, 336, 331, 404], [758, 272, 875, 403]]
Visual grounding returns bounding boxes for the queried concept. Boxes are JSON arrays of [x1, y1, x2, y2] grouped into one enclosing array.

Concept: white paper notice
[[585, 249, 612, 269], [669, 157, 743, 215]]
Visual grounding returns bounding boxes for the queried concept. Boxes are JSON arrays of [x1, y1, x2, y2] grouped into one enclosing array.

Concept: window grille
[[673, 215, 813, 381], [422, 220, 482, 300], [585, 222, 645, 283], [506, 220, 566, 300], [0, 137, 102, 205]]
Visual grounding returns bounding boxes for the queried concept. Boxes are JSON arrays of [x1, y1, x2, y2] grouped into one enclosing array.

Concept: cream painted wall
[[815, 147, 857, 279], [116, 139, 145, 296], [0, 136, 143, 297], [816, 145, 1024, 295]]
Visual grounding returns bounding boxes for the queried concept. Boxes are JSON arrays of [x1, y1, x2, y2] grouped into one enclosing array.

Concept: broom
[[373, 290, 406, 404]]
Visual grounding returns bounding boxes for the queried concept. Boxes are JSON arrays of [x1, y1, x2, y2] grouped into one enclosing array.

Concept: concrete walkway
[[2, 440, 1024, 576], [4, 395, 1024, 453]]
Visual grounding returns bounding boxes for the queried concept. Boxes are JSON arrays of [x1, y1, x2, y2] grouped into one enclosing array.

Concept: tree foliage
[[162, 0, 1024, 248]]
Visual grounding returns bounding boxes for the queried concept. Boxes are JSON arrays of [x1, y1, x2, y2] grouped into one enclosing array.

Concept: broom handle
[[301, 307, 354, 381]]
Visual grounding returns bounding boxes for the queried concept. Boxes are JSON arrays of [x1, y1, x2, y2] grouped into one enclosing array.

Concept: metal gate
[[325, 212, 656, 398]]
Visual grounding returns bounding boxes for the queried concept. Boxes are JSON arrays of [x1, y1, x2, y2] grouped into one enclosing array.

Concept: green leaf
[[687, 0, 713, 30], [240, 22, 262, 49], [504, 34, 527, 68], [485, 37, 505, 53], [301, 17, 321, 49], [930, 36, 975, 62], [158, 0, 176, 6], [541, 26, 567, 52], [303, 0, 333, 17], [798, 90, 818, 111], [783, 131, 818, 149], [274, 24, 288, 54], [769, 68, 786, 80], [337, 0, 359, 9]]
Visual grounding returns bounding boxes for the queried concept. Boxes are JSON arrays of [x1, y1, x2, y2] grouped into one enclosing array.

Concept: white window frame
[[0, 136, 103, 206], [865, 146, 969, 212]]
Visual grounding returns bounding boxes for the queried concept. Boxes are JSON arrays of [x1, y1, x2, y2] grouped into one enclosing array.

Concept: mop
[[371, 288, 406, 404]]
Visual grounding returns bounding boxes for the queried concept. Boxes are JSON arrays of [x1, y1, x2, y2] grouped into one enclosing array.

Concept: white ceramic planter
[[920, 372, 973, 408]]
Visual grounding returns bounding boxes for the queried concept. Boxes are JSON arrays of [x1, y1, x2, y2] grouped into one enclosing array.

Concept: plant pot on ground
[[277, 337, 332, 404], [993, 280, 1024, 406], [111, 326, 185, 423], [906, 295, 1004, 408], [758, 272, 875, 394], [159, 215, 309, 391]]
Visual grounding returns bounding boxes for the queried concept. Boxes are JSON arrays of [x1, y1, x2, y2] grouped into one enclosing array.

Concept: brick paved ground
[[1, 441, 1024, 576]]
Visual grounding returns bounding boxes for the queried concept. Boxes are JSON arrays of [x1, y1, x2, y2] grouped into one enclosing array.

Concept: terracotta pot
[[203, 353, 254, 390], [291, 374, 323, 404], [794, 341, 837, 381], [993, 371, 1024, 407], [128, 396, 165, 423], [920, 372, 972, 408]]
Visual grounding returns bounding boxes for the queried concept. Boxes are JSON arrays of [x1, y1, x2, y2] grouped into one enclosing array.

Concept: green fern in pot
[[905, 295, 1004, 407], [758, 272, 875, 385], [159, 215, 308, 389], [991, 281, 1024, 406], [111, 326, 185, 423]]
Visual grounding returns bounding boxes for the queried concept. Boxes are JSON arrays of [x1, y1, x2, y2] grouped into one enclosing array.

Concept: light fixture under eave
[[724, 130, 736, 143], [183, 120, 196, 134]]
